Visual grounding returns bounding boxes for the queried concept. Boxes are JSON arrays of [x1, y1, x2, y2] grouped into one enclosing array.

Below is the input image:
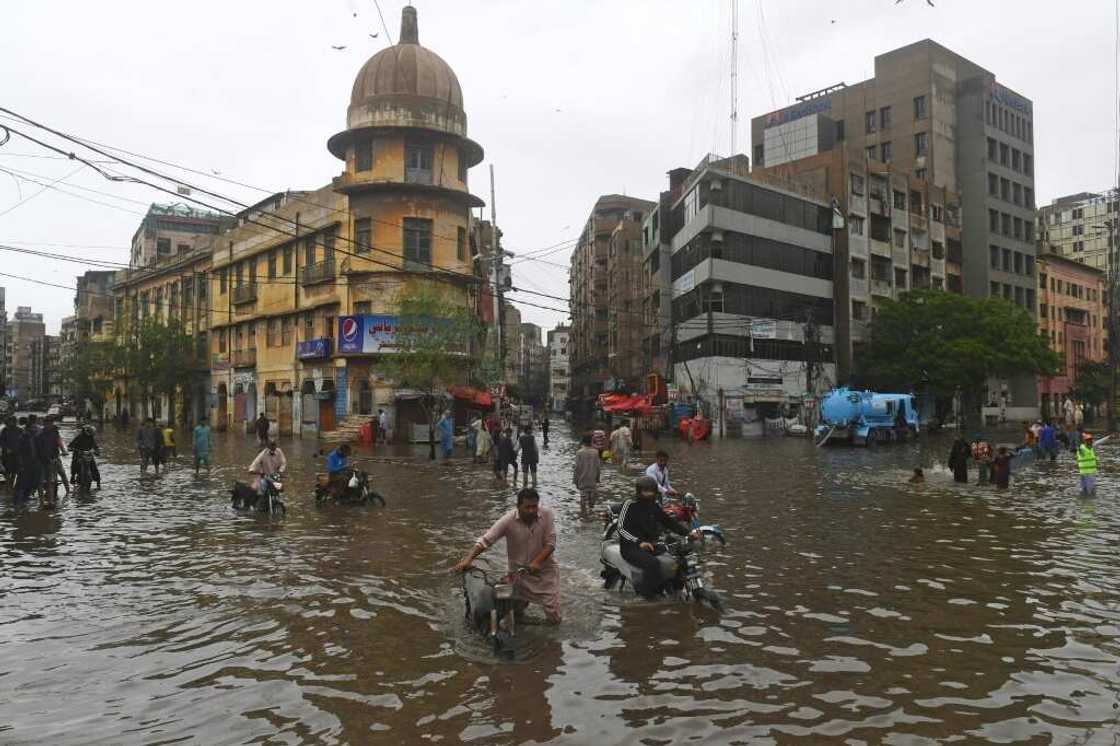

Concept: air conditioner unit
[[710, 229, 725, 243], [709, 179, 723, 192]]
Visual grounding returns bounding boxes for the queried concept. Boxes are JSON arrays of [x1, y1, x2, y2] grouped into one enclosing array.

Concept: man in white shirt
[[643, 450, 679, 502]]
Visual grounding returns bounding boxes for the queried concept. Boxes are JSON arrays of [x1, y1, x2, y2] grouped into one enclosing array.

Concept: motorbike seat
[[601, 542, 678, 587]]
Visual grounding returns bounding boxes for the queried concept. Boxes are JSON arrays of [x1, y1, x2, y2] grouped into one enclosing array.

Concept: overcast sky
[[2, 0, 1117, 334]]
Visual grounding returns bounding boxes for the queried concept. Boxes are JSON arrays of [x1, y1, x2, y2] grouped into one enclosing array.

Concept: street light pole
[[1109, 216, 1118, 432]]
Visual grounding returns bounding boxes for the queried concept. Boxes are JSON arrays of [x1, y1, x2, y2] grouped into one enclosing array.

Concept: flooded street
[[3, 420, 1120, 744]]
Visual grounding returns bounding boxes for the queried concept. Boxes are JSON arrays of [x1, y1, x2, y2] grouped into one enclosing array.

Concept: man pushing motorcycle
[[454, 488, 561, 625], [619, 475, 700, 598]]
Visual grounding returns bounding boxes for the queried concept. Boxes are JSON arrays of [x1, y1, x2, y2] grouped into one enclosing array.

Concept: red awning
[[449, 386, 494, 409], [601, 394, 653, 415]]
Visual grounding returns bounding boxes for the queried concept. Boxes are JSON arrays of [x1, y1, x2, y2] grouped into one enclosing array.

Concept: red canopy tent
[[448, 385, 494, 409]]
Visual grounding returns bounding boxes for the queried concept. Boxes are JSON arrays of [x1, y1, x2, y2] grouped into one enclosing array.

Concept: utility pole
[[729, 0, 739, 155], [490, 165, 505, 381], [1109, 215, 1118, 432]]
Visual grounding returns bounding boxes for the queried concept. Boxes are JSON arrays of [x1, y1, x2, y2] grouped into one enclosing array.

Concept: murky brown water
[[2, 420, 1119, 744]]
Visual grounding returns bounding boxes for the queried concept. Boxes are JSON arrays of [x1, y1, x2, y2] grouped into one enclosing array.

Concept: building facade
[[547, 325, 570, 413], [751, 39, 1039, 415], [568, 194, 655, 411], [30, 335, 59, 400], [666, 154, 836, 426], [519, 322, 547, 407], [75, 270, 117, 344], [1036, 252, 1107, 417], [130, 203, 231, 270], [1037, 190, 1118, 274], [6, 306, 45, 402]]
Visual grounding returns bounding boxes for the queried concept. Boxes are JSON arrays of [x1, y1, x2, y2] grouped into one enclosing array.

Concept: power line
[[0, 164, 84, 219]]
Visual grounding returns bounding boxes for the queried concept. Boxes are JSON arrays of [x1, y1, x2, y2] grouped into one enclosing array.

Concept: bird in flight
[[331, 45, 347, 50], [370, 32, 379, 38]]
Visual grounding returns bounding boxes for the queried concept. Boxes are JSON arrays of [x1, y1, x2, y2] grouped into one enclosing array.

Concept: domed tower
[[328, 5, 484, 290]]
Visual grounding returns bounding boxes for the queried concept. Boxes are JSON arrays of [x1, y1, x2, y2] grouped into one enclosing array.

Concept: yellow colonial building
[[206, 5, 486, 436]]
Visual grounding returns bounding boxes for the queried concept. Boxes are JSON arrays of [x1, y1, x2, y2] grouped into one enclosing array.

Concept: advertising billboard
[[337, 315, 399, 354]]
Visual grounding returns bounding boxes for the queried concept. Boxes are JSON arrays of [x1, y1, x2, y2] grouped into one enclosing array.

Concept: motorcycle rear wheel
[[694, 588, 724, 612]]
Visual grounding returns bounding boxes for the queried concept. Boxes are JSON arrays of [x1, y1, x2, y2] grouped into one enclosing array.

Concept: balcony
[[871, 279, 893, 297], [231, 283, 257, 305], [232, 348, 257, 368], [849, 277, 868, 297], [869, 195, 889, 216], [891, 244, 909, 266], [869, 238, 892, 258], [302, 259, 335, 286]]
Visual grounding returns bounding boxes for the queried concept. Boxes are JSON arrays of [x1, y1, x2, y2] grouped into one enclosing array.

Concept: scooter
[[461, 565, 531, 660], [600, 493, 726, 611], [314, 469, 387, 506], [231, 472, 286, 517]]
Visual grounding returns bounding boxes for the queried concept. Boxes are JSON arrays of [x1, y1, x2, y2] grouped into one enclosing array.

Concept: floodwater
[[2, 420, 1120, 744]]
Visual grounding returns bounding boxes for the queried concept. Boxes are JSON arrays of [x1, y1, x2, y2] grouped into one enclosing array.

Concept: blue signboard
[[338, 315, 399, 354], [297, 337, 332, 359]]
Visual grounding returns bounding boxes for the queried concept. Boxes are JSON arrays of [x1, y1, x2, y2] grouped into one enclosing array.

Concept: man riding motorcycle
[[249, 440, 287, 496], [325, 443, 354, 498], [618, 475, 699, 598], [644, 450, 679, 503], [69, 424, 101, 490]]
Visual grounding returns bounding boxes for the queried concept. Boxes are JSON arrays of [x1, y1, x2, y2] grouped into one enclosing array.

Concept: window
[[999, 143, 1009, 166], [989, 209, 999, 232], [894, 267, 907, 288], [932, 240, 945, 259], [218, 329, 226, 353], [177, 243, 190, 254], [267, 318, 280, 347], [304, 237, 316, 267], [988, 173, 998, 196], [850, 173, 864, 195], [405, 141, 434, 183], [1025, 187, 1034, 208], [403, 217, 433, 266], [267, 249, 277, 279], [865, 110, 877, 133], [355, 218, 371, 255], [1002, 248, 1011, 271], [219, 268, 227, 295], [157, 238, 171, 256], [456, 226, 467, 261], [354, 301, 371, 315], [914, 131, 928, 157], [458, 149, 468, 183], [894, 228, 906, 248], [990, 245, 999, 269], [914, 95, 927, 119], [1025, 223, 1034, 242], [910, 190, 922, 214], [323, 228, 336, 265], [849, 215, 865, 236], [1013, 252, 1023, 274], [1000, 177, 1010, 201], [1012, 183, 1022, 206], [1001, 213, 1011, 236], [1011, 149, 1021, 172], [1013, 217, 1023, 240], [282, 245, 292, 274], [1015, 286, 1024, 306], [355, 139, 372, 172], [1024, 154, 1033, 175], [1073, 224, 1084, 236], [302, 313, 314, 338], [915, 168, 927, 181], [281, 316, 293, 346], [852, 300, 867, 320], [991, 281, 1000, 297], [850, 258, 866, 278], [880, 141, 892, 163], [893, 190, 906, 209], [754, 144, 764, 165], [880, 106, 892, 129], [865, 145, 877, 162], [932, 204, 943, 222], [987, 137, 997, 160], [1073, 208, 1084, 220]]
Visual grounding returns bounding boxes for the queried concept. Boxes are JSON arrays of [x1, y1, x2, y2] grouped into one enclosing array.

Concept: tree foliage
[[861, 290, 1059, 405], [1071, 360, 1111, 408], [375, 283, 481, 458], [60, 340, 120, 410]]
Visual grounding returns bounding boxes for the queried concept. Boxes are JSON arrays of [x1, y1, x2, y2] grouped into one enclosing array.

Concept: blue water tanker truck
[[815, 388, 920, 446]]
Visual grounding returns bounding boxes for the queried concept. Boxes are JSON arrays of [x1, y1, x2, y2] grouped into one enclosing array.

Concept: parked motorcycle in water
[[314, 469, 387, 506], [600, 493, 726, 611], [231, 473, 286, 517]]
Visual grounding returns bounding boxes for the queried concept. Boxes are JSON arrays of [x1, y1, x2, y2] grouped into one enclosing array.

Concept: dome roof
[[345, 6, 466, 137]]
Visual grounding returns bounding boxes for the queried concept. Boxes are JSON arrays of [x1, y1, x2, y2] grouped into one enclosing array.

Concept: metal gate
[[278, 393, 293, 435]]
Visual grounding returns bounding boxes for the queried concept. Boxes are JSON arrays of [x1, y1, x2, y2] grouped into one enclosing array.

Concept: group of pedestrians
[[0, 414, 101, 507], [946, 421, 1101, 495]]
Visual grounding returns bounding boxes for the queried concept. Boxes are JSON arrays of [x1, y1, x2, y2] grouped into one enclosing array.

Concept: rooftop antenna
[[730, 0, 739, 155]]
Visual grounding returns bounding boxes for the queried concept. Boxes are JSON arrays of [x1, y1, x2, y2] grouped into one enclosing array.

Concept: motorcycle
[[73, 449, 97, 494], [461, 565, 531, 660], [600, 493, 726, 611], [231, 472, 286, 517], [314, 469, 387, 506]]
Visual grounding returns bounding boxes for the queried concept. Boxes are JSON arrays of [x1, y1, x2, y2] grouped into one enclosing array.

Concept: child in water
[[908, 467, 925, 483]]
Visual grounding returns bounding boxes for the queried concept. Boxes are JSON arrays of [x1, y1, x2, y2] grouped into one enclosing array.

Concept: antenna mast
[[730, 0, 739, 155]]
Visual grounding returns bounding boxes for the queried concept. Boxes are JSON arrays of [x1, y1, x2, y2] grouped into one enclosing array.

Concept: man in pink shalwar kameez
[[455, 488, 561, 624]]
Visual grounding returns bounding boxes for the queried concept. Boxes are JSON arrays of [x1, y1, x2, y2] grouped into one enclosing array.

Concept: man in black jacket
[[618, 475, 699, 597]]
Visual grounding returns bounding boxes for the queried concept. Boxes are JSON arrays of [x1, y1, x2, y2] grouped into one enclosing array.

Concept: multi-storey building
[[607, 215, 648, 386], [6, 306, 45, 402], [751, 39, 1039, 416], [1037, 190, 1118, 274], [1035, 252, 1107, 418], [130, 203, 231, 269], [519, 322, 547, 406], [75, 270, 116, 344], [665, 153, 836, 425], [0, 287, 7, 393], [30, 335, 59, 400], [569, 194, 654, 411], [642, 170, 691, 380], [501, 301, 522, 388], [547, 325, 570, 413], [112, 246, 211, 424]]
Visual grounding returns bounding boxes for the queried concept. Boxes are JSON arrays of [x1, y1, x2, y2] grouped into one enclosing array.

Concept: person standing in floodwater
[[948, 437, 971, 483], [992, 446, 1013, 489]]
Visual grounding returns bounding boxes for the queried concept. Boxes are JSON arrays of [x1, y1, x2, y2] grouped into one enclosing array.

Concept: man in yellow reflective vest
[[1076, 432, 1098, 497]]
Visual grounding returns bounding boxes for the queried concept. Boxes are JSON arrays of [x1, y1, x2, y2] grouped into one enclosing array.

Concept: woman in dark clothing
[[992, 446, 1012, 489], [947, 437, 970, 483], [495, 428, 517, 482], [518, 426, 539, 488], [14, 417, 40, 503]]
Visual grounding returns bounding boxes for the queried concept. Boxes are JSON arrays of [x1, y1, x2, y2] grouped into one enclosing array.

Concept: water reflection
[[0, 420, 1117, 742]]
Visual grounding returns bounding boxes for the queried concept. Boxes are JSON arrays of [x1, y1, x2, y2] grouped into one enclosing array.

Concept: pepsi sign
[[337, 314, 399, 354]]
